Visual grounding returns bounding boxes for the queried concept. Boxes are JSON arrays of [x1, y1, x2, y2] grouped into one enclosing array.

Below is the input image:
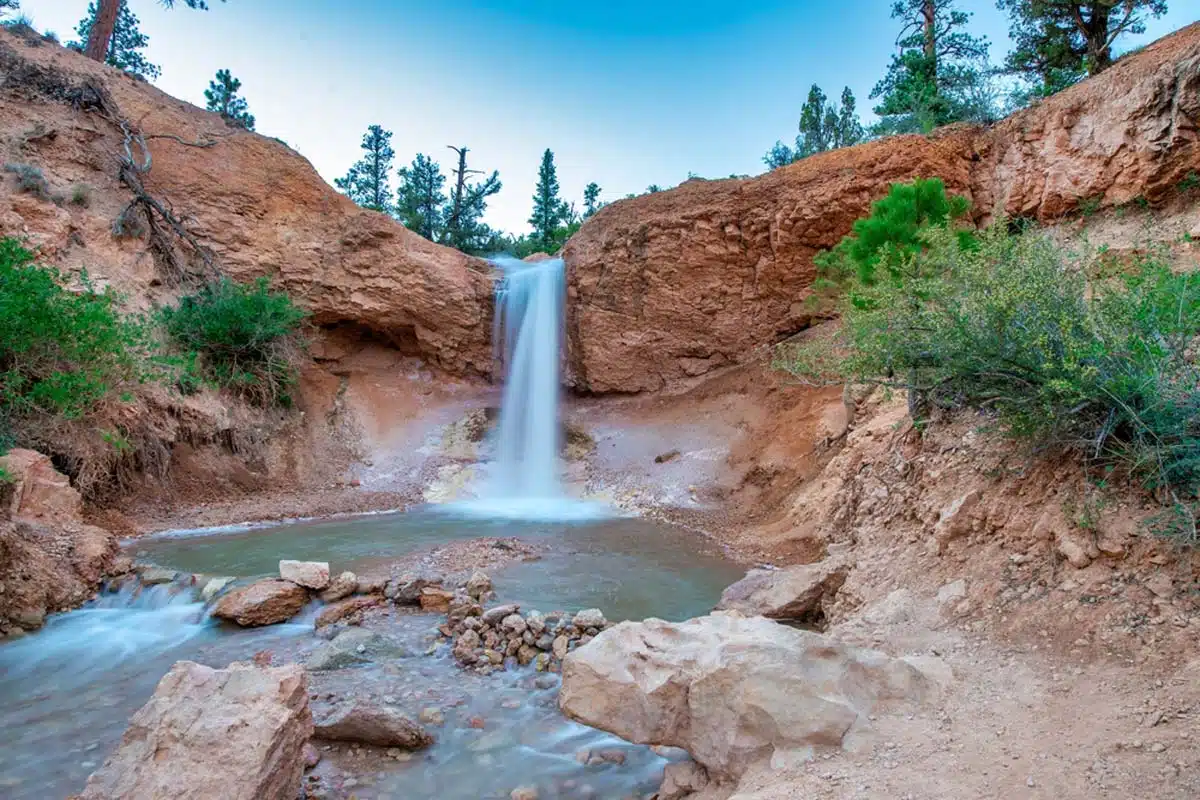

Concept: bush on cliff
[[161, 277, 307, 407], [0, 238, 150, 433], [782, 211, 1200, 521]]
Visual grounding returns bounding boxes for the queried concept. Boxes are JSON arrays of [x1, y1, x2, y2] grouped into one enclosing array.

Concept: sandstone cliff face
[[0, 30, 493, 376], [564, 22, 1200, 393]]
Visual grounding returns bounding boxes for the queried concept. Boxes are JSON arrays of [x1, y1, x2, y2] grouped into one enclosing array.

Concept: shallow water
[[0, 511, 742, 799]]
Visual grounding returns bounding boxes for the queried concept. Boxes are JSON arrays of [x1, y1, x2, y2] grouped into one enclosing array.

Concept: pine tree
[[335, 125, 395, 213], [442, 145, 502, 254], [68, 1, 160, 81], [998, 1, 1167, 94], [583, 182, 602, 218], [528, 149, 567, 250], [204, 68, 255, 131], [396, 154, 447, 242], [0, 2, 20, 20], [870, 0, 992, 134], [764, 85, 865, 169], [84, 0, 221, 63]]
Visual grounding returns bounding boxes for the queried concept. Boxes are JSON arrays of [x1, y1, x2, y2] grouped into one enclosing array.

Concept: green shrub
[[70, 182, 91, 207], [161, 277, 307, 406], [0, 238, 148, 423], [783, 222, 1200, 507]]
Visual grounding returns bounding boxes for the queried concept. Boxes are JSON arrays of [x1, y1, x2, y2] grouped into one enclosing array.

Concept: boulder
[[137, 566, 179, 586], [465, 570, 492, 600], [200, 576, 235, 602], [313, 699, 432, 749], [314, 595, 380, 628], [305, 627, 410, 670], [320, 571, 359, 602], [481, 603, 520, 626], [79, 660, 311, 800], [278, 560, 330, 590], [418, 586, 455, 612], [386, 571, 443, 604], [559, 612, 929, 780], [715, 557, 850, 623], [573, 608, 606, 629], [213, 579, 308, 627], [0, 448, 83, 523]]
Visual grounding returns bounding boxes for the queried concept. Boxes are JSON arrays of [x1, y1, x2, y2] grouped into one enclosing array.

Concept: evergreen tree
[[335, 125, 395, 213], [84, 0, 221, 63], [68, 1, 160, 81], [396, 154, 447, 242], [998, 1, 1167, 95], [0, 2, 19, 20], [646, 184, 663, 193], [583, 182, 602, 218], [870, 1, 992, 134], [443, 145, 502, 254], [528, 149, 568, 250], [764, 85, 865, 169], [205, 69, 255, 130]]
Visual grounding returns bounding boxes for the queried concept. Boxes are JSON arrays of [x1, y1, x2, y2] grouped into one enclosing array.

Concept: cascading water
[[447, 256, 607, 520], [490, 256, 565, 501]]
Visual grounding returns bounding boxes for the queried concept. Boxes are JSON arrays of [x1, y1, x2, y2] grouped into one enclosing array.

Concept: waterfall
[[489, 256, 565, 501]]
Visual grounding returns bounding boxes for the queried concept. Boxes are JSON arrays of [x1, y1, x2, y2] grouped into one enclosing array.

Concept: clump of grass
[[160, 277, 308, 407], [1179, 171, 1200, 195], [1078, 195, 1102, 217], [3, 162, 49, 200], [69, 182, 91, 207]]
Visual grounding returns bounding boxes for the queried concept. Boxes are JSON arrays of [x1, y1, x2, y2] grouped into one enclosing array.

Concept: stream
[[0, 509, 743, 799]]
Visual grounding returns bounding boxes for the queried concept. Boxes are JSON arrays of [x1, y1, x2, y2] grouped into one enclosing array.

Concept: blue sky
[[30, 1, 1198, 234]]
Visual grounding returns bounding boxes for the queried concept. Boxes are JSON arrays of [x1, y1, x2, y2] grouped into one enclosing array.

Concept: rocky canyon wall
[[563, 22, 1200, 393]]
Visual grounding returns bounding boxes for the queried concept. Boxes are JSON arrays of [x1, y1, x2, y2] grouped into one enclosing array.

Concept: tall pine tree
[[998, 1, 1167, 95], [442, 146, 502, 255], [870, 0, 991, 134], [205, 68, 255, 130], [335, 125, 395, 213], [396, 154, 447, 242], [528, 149, 567, 251], [69, 1, 160, 81], [84, 0, 221, 63]]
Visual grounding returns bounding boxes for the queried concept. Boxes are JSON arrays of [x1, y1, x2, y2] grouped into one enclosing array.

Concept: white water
[[454, 257, 608, 521]]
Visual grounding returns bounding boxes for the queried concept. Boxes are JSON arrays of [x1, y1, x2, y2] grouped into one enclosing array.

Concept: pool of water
[[0, 510, 743, 799], [132, 508, 743, 621]]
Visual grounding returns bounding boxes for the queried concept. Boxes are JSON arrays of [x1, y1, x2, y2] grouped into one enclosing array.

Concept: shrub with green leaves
[[161, 277, 307, 406], [783, 221, 1200, 531], [0, 238, 149, 429]]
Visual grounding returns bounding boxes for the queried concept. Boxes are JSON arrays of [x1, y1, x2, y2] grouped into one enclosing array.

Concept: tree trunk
[[922, 0, 937, 61], [84, 0, 120, 62], [446, 146, 468, 247], [1085, 4, 1113, 74]]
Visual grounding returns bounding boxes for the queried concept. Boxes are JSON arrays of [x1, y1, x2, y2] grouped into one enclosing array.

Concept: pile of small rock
[[438, 590, 613, 674]]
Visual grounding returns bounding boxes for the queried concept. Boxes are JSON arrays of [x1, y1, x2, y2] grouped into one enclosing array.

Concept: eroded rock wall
[[564, 22, 1200, 393]]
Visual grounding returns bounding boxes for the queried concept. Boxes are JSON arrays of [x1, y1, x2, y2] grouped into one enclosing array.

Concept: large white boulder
[[279, 559, 330, 590], [80, 660, 312, 800], [559, 611, 929, 780]]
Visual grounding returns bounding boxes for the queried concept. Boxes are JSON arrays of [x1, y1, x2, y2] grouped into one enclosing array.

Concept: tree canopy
[[335, 125, 395, 213], [204, 68, 255, 131]]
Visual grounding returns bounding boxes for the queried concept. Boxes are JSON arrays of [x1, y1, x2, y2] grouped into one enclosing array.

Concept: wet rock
[[535, 633, 554, 651], [453, 628, 481, 662], [526, 610, 547, 635], [466, 570, 493, 600], [200, 576, 235, 603], [716, 557, 850, 624], [448, 593, 483, 620], [419, 587, 455, 612], [313, 699, 432, 749], [502, 613, 527, 635], [419, 707, 445, 726], [355, 575, 386, 595], [482, 603, 520, 626], [79, 661, 311, 800], [517, 644, 539, 666], [510, 786, 539, 800], [320, 571, 358, 603], [559, 611, 931, 781], [213, 579, 308, 627], [552, 635, 569, 660], [138, 566, 179, 586], [387, 572, 444, 604], [573, 608, 606, 629], [305, 628, 410, 670], [279, 560, 330, 590], [314, 595, 381, 628]]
